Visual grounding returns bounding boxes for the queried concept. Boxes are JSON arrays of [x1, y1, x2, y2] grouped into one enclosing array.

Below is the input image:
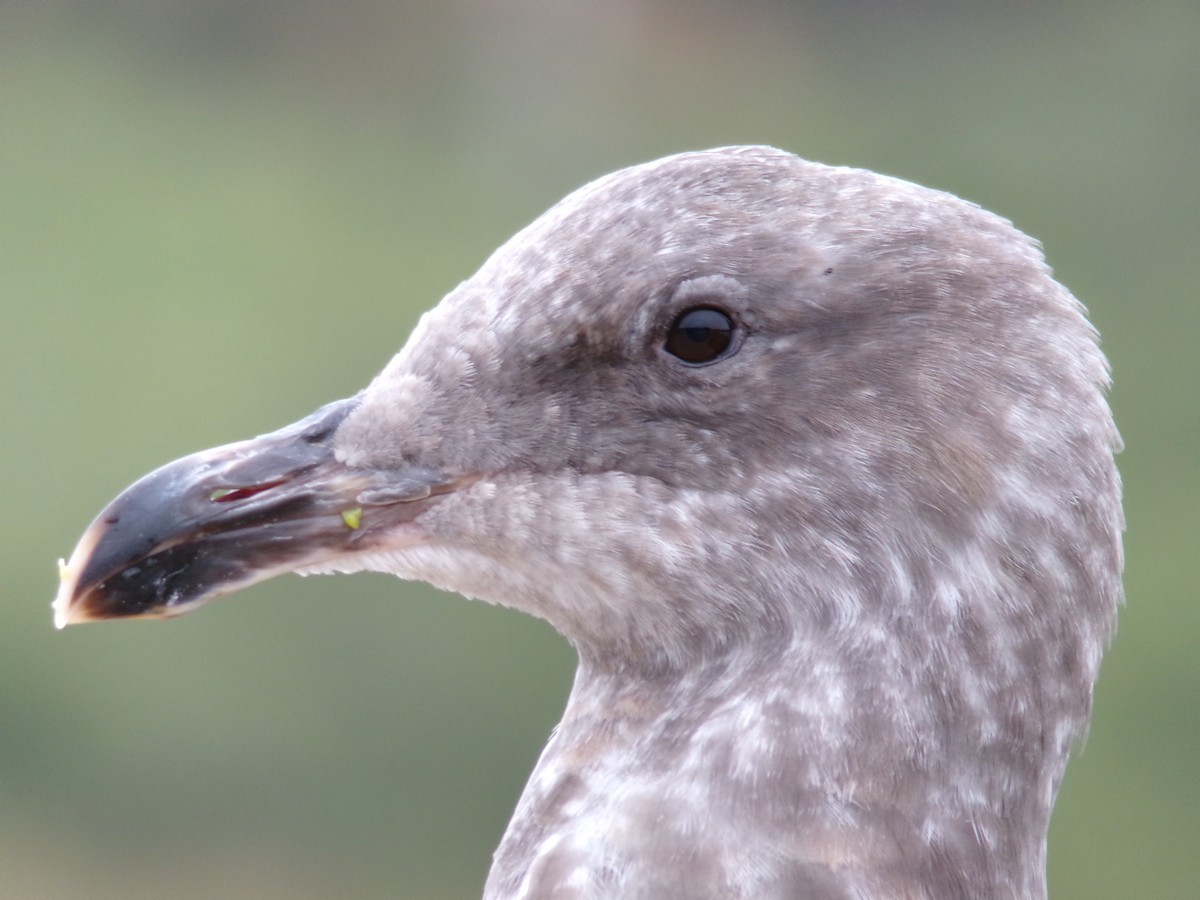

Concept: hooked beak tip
[[53, 558, 85, 630], [53, 514, 106, 629]]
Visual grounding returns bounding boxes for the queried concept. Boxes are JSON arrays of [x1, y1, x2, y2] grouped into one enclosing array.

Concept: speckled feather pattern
[[320, 147, 1123, 898]]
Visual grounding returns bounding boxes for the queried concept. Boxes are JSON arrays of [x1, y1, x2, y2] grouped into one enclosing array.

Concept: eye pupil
[[665, 307, 736, 364]]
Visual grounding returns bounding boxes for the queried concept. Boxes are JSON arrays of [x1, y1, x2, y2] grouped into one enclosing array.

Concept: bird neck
[[487, 648, 1055, 899]]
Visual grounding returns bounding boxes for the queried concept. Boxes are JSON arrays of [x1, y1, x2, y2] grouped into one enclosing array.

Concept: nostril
[[209, 481, 286, 503]]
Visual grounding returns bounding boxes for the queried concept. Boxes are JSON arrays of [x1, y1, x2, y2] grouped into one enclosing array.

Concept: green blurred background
[[3, 2, 1196, 897]]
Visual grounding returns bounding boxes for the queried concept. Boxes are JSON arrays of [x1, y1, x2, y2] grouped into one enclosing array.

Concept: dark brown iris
[[665, 307, 736, 364]]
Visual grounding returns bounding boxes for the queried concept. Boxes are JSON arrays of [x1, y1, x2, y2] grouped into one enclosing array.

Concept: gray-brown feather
[[328, 147, 1122, 899]]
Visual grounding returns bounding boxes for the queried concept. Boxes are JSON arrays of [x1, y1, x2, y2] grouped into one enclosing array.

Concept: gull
[[54, 146, 1123, 899]]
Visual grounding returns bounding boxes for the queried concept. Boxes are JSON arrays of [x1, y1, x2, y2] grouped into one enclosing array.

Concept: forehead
[[400, 147, 1018, 386], [446, 151, 840, 338]]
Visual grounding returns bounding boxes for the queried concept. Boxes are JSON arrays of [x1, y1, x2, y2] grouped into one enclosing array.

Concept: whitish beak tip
[[53, 559, 76, 630]]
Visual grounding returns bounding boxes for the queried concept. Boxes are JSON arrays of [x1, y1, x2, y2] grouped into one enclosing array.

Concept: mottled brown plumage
[[56, 147, 1122, 898]]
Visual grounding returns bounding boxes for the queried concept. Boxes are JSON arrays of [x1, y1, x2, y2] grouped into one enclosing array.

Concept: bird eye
[[664, 307, 737, 365]]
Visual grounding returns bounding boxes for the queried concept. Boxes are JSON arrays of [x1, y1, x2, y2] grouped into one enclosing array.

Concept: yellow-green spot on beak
[[57, 559, 69, 583], [341, 508, 363, 530], [210, 488, 235, 501]]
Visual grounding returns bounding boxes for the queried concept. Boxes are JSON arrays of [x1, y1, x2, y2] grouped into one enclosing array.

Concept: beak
[[53, 395, 461, 628]]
